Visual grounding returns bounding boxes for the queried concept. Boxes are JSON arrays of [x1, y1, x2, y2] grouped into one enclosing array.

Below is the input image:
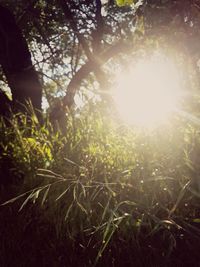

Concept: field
[[1, 104, 200, 266]]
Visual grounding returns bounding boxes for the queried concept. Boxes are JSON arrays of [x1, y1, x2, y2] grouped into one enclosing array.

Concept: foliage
[[1, 0, 200, 112], [2, 0, 200, 266], [1, 104, 200, 266], [116, 0, 134, 7], [0, 0, 141, 108]]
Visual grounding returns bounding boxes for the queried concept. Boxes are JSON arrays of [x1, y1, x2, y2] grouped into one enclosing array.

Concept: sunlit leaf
[[116, 0, 134, 7], [1, 191, 30, 206], [41, 185, 51, 206]]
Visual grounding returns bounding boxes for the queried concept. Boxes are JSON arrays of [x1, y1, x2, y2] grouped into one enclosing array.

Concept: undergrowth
[[1, 104, 200, 266]]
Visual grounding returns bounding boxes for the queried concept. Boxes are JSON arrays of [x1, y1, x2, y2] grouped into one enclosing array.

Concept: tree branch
[[62, 41, 132, 107], [58, 0, 112, 106], [92, 0, 103, 53], [58, 0, 94, 61]]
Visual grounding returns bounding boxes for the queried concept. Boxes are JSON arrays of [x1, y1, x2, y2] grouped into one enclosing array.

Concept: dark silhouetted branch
[[63, 41, 132, 107]]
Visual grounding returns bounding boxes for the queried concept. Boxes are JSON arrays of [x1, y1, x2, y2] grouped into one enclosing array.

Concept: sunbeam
[[112, 53, 183, 128]]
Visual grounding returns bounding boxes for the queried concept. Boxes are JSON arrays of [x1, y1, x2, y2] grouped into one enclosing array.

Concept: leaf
[[41, 185, 51, 206], [76, 200, 88, 215], [169, 180, 191, 216], [55, 185, 71, 201], [65, 202, 74, 221], [101, 196, 111, 222], [193, 218, 200, 223], [95, 214, 123, 265], [80, 182, 86, 198], [1, 191, 32, 206], [18, 192, 35, 211], [116, 0, 134, 6], [25, 137, 36, 146], [37, 169, 64, 179], [32, 190, 40, 204], [37, 174, 59, 179], [64, 157, 79, 167]]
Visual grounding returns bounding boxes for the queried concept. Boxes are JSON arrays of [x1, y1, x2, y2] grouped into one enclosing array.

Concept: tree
[[1, 0, 200, 121], [0, 4, 42, 117], [0, 0, 137, 120]]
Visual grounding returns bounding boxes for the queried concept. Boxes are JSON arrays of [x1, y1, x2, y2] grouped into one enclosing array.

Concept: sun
[[112, 53, 182, 128]]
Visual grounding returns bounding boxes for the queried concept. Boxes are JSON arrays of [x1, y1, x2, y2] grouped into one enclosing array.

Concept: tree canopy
[[1, 0, 199, 119]]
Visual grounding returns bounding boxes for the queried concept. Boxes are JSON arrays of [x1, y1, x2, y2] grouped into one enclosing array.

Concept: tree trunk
[[0, 5, 42, 117]]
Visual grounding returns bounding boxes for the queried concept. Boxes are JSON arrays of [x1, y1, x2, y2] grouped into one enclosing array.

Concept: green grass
[[1, 104, 200, 266]]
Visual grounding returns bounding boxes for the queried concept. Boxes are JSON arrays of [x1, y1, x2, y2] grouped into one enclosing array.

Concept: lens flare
[[112, 54, 182, 127]]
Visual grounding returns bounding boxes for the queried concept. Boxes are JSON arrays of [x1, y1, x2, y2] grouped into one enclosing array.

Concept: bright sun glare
[[112, 53, 182, 128]]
